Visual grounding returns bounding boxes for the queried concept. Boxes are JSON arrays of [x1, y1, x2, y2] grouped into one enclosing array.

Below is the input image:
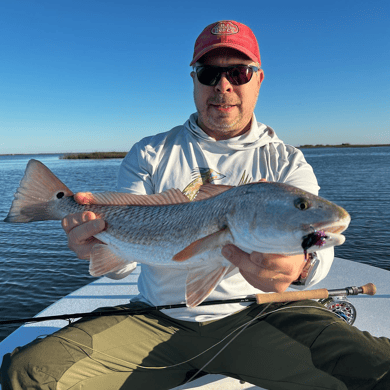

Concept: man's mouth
[[211, 104, 236, 112]]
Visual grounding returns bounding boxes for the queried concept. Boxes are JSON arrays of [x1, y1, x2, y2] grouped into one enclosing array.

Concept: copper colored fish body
[[4, 160, 351, 307]]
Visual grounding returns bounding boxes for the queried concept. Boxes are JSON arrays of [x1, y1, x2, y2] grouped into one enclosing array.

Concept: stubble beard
[[195, 94, 246, 138], [208, 111, 243, 133], [194, 86, 260, 139]]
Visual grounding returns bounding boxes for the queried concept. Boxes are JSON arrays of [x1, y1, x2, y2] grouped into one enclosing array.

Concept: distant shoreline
[[60, 152, 127, 159], [1, 144, 389, 158], [298, 143, 390, 149]]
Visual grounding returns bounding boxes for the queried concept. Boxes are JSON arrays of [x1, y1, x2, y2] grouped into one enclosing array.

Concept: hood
[[185, 113, 283, 151]]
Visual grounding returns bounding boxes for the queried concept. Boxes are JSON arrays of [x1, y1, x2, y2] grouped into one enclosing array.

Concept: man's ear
[[258, 69, 264, 85]]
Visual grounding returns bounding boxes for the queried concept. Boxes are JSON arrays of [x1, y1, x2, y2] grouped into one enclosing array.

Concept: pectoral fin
[[89, 244, 136, 277], [185, 264, 232, 308], [172, 228, 228, 262]]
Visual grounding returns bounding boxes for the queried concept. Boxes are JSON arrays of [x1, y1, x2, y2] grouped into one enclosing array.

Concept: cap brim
[[190, 43, 259, 66]]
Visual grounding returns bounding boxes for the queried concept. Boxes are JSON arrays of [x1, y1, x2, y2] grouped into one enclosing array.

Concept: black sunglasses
[[194, 64, 260, 86]]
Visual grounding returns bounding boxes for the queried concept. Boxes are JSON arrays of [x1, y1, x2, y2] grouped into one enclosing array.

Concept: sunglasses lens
[[197, 67, 221, 86], [196, 66, 254, 86], [229, 66, 253, 85]]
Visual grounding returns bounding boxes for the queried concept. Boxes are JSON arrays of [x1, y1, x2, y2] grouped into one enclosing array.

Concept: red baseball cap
[[190, 20, 261, 66]]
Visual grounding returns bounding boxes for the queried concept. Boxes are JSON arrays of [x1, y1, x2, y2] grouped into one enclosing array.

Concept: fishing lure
[[302, 229, 328, 259]]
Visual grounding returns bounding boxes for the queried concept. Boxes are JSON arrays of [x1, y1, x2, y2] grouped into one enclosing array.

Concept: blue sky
[[1, 0, 389, 154]]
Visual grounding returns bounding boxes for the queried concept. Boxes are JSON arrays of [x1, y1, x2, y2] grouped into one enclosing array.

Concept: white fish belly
[[94, 231, 224, 269]]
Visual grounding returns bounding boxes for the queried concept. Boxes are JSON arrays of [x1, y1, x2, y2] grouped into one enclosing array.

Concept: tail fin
[[4, 159, 73, 223]]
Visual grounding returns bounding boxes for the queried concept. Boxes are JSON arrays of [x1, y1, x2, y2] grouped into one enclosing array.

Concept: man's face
[[191, 48, 264, 140]]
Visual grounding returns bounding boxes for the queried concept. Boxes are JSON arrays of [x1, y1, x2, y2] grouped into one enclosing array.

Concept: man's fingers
[[66, 219, 105, 260], [74, 192, 95, 205], [222, 245, 306, 292], [261, 253, 306, 279], [67, 219, 105, 246], [61, 211, 106, 260], [222, 245, 272, 276], [61, 211, 98, 233]]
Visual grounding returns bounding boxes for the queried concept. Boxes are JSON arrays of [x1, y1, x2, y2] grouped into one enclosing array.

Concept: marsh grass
[[61, 152, 127, 159]]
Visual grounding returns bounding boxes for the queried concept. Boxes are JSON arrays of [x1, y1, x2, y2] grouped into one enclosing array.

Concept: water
[[0, 154, 123, 340], [0, 147, 389, 341], [302, 147, 390, 270]]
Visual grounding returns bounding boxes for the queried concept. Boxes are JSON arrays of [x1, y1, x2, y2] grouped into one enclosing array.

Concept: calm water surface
[[0, 147, 389, 340]]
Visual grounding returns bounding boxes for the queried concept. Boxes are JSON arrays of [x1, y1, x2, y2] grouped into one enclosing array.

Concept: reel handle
[[255, 283, 377, 305]]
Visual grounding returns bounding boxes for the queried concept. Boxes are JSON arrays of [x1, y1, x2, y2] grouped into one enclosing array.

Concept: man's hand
[[222, 244, 305, 292], [61, 211, 106, 260]]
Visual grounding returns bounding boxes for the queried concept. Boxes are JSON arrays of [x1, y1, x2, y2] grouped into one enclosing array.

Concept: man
[[2, 20, 389, 390]]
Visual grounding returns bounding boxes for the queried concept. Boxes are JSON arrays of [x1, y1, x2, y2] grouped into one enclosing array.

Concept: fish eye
[[294, 197, 310, 211], [56, 192, 65, 199]]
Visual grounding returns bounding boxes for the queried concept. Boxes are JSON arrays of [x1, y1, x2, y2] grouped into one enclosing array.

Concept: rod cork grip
[[361, 283, 377, 296], [256, 288, 329, 304]]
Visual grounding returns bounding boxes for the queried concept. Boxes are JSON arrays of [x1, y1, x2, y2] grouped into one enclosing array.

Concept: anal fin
[[185, 264, 231, 308]]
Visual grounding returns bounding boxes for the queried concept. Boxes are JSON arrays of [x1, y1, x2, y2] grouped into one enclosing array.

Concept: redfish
[[4, 160, 350, 307]]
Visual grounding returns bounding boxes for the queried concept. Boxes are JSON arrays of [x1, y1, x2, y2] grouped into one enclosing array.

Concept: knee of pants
[[1, 346, 44, 390], [0, 337, 75, 390], [1, 348, 26, 389]]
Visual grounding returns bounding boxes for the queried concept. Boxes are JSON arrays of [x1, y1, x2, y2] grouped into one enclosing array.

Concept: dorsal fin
[[74, 184, 234, 206], [193, 183, 233, 201], [74, 188, 191, 206]]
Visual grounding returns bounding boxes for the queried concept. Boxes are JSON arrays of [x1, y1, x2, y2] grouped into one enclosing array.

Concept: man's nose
[[215, 73, 233, 93]]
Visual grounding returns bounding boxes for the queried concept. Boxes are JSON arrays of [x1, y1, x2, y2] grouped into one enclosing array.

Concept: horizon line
[[1, 143, 390, 156]]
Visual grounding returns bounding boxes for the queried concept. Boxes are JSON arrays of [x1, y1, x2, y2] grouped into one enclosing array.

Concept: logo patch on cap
[[211, 21, 239, 35]]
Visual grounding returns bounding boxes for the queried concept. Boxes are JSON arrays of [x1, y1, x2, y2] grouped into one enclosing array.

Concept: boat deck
[[1, 257, 389, 389]]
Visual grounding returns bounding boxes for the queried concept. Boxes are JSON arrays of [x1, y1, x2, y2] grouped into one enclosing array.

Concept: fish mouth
[[311, 215, 350, 234], [302, 219, 350, 252], [321, 224, 347, 234]]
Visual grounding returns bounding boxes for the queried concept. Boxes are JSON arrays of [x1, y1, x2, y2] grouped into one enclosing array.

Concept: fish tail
[[4, 159, 73, 223]]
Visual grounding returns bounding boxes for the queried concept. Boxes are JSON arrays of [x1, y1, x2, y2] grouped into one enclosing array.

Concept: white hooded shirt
[[112, 113, 334, 322]]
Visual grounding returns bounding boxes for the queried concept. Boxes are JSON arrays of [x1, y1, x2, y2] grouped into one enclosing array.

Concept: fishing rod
[[0, 283, 376, 326], [255, 282, 376, 304], [0, 296, 255, 326]]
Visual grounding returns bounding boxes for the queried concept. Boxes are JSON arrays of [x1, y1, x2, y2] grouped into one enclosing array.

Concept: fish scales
[[95, 200, 230, 246]]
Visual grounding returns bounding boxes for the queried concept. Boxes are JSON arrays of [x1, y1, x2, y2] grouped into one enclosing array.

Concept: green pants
[[1, 300, 390, 390]]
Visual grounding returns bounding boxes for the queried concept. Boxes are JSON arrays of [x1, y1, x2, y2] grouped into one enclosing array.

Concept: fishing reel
[[319, 296, 356, 325]]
